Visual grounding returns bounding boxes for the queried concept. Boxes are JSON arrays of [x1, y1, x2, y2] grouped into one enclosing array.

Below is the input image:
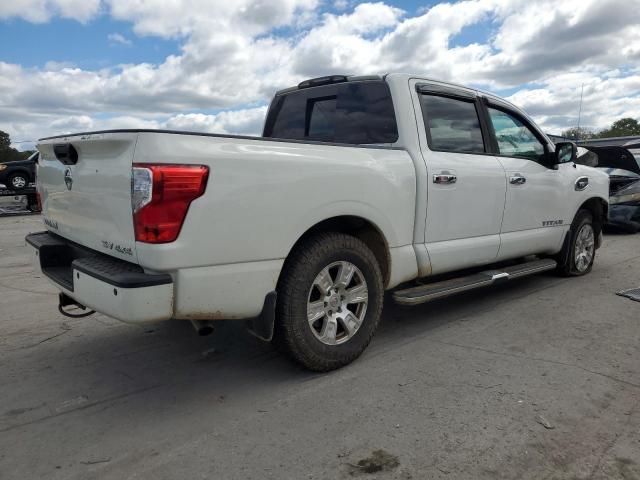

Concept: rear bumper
[[26, 231, 174, 323]]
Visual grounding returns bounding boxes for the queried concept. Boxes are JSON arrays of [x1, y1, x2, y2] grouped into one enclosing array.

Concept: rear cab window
[[263, 80, 398, 145]]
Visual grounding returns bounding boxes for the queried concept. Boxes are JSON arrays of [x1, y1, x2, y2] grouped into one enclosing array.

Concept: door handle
[[509, 175, 526, 185], [433, 173, 457, 184]]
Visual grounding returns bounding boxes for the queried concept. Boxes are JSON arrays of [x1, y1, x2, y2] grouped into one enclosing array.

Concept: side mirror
[[555, 141, 577, 165]]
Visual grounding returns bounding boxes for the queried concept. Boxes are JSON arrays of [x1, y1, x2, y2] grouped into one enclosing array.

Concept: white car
[[28, 74, 609, 371]]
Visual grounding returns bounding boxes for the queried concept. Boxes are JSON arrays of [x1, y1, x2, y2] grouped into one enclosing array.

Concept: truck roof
[[278, 72, 524, 114]]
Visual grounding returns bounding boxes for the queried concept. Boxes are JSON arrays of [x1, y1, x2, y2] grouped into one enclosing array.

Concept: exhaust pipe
[[190, 320, 214, 336]]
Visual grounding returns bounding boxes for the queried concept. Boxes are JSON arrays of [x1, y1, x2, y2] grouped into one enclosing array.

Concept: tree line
[[0, 130, 35, 163], [561, 117, 640, 141]]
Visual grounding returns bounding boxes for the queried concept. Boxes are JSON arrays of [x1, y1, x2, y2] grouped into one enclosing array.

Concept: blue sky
[[0, 0, 638, 147], [0, 17, 179, 69], [0, 1, 445, 69]]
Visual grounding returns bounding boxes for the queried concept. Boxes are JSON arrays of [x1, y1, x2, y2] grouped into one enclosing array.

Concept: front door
[[484, 104, 569, 260], [416, 86, 507, 275]]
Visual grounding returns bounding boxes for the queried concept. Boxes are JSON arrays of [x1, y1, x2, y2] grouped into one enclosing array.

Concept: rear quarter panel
[[133, 133, 417, 271]]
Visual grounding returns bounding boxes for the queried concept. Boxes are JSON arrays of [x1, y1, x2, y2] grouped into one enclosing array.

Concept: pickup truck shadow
[[3, 272, 561, 449]]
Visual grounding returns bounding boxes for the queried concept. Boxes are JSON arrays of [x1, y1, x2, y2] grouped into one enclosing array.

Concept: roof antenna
[[576, 83, 584, 140]]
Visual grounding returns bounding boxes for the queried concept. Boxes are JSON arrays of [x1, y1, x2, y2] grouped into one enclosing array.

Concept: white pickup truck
[[28, 73, 609, 371]]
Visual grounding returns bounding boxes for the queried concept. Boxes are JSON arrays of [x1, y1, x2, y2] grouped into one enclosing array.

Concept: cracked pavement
[[1, 215, 639, 479]]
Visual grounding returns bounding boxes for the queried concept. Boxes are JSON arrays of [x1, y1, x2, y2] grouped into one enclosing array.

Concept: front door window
[[488, 107, 545, 162]]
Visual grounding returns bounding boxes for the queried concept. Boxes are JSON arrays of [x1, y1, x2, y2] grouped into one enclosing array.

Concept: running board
[[392, 258, 557, 306]]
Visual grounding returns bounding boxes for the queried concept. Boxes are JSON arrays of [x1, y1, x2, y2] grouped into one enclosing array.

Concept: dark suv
[[0, 151, 38, 190]]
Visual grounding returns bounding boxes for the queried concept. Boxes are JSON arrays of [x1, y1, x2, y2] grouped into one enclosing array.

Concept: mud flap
[[558, 231, 571, 264], [246, 291, 277, 342], [596, 230, 604, 249]]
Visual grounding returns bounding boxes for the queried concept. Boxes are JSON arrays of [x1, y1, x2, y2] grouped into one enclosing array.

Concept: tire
[[556, 209, 596, 276], [27, 194, 40, 212], [8, 172, 29, 190], [274, 232, 384, 371]]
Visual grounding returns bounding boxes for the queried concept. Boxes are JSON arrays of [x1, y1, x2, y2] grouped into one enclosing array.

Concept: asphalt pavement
[[1, 215, 639, 479]]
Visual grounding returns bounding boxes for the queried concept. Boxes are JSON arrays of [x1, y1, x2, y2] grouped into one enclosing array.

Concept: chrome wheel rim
[[307, 261, 368, 346], [574, 224, 595, 272], [11, 176, 26, 188]]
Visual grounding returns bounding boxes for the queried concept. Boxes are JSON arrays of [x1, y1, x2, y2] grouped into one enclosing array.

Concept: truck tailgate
[[37, 132, 139, 262]]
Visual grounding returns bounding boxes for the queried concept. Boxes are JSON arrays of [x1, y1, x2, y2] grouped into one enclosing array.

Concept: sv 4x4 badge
[[102, 240, 133, 256]]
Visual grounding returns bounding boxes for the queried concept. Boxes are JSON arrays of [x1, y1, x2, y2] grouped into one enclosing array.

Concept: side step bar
[[393, 258, 557, 306]]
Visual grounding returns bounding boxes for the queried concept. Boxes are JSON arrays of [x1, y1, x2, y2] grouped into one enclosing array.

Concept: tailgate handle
[[53, 143, 78, 165]]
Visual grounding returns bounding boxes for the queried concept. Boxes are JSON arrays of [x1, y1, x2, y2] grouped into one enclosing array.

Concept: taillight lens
[[132, 164, 209, 243]]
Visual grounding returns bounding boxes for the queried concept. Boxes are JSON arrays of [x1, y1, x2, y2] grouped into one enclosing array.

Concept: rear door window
[[419, 94, 486, 154], [264, 81, 398, 144]]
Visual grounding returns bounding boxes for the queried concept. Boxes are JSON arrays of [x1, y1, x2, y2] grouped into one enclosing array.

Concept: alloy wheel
[[574, 223, 595, 272], [306, 261, 369, 345]]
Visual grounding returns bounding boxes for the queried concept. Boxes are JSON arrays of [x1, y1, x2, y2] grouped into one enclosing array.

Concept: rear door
[[414, 83, 507, 275], [37, 132, 139, 262]]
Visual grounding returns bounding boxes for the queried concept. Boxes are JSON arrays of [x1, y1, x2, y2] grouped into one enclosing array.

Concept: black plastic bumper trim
[[72, 257, 172, 289], [26, 231, 172, 289]]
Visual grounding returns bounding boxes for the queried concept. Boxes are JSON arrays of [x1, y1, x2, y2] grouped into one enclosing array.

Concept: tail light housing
[[132, 164, 209, 243]]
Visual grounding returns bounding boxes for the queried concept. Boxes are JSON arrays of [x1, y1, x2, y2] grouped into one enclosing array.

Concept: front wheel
[[274, 232, 384, 371], [556, 210, 596, 276]]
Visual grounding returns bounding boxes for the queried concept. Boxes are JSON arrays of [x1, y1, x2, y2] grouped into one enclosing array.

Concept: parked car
[[0, 151, 38, 190], [27, 74, 609, 371], [575, 145, 640, 232]]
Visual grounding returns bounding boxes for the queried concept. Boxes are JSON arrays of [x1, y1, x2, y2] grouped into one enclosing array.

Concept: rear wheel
[[556, 210, 596, 276], [8, 172, 29, 190], [275, 232, 384, 371]]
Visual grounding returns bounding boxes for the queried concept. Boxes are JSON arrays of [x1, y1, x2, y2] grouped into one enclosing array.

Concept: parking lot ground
[[0, 215, 639, 480]]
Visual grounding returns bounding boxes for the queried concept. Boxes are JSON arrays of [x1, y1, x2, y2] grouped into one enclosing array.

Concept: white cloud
[[1, 0, 639, 144], [333, 0, 349, 10], [49, 115, 94, 132], [0, 0, 101, 23], [164, 107, 268, 135], [43, 60, 76, 70], [106, 0, 319, 38], [291, 3, 405, 76], [107, 32, 131, 46], [507, 68, 640, 133]]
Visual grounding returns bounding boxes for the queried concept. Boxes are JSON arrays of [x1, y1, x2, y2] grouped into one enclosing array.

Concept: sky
[[1, 0, 639, 149]]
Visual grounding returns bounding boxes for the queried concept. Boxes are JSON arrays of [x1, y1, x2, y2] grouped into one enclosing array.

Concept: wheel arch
[[282, 215, 391, 288], [577, 197, 608, 242]]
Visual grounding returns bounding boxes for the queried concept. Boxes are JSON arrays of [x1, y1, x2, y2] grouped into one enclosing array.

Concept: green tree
[[0, 130, 12, 152], [561, 126, 596, 140], [0, 129, 29, 163], [597, 118, 640, 138]]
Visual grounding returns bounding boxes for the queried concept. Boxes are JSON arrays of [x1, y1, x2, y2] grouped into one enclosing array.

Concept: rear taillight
[[132, 164, 209, 243]]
